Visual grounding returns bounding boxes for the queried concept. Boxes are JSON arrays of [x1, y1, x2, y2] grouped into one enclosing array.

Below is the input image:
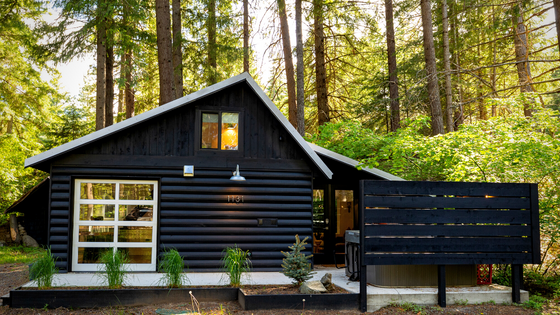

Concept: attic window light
[[201, 112, 239, 150]]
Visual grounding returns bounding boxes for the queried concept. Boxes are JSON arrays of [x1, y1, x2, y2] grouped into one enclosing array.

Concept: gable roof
[[25, 73, 333, 179], [307, 142, 404, 181]]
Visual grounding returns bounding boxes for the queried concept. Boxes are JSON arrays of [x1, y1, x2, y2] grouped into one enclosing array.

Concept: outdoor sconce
[[230, 164, 246, 181], [183, 165, 194, 177]]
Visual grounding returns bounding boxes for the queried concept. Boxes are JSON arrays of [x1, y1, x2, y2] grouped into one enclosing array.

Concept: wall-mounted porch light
[[230, 164, 246, 181]]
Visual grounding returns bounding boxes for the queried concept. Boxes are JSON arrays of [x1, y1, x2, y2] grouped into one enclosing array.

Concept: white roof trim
[[306, 142, 404, 181], [25, 73, 333, 180]]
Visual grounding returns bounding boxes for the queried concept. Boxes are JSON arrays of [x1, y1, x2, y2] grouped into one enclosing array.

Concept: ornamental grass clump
[[29, 248, 58, 289], [281, 235, 315, 286], [99, 249, 128, 289], [221, 246, 251, 287], [159, 248, 188, 288]]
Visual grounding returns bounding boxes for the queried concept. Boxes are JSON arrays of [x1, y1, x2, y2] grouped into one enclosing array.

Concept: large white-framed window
[[72, 179, 158, 272]]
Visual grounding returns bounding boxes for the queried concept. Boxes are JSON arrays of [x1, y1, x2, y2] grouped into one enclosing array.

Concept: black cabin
[[25, 73, 402, 272]]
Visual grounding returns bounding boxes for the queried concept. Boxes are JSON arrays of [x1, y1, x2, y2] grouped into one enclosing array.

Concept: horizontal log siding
[[49, 166, 312, 272], [49, 173, 71, 270], [159, 169, 313, 271]]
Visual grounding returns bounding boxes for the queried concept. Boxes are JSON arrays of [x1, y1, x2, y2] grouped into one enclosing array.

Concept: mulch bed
[[241, 284, 350, 295]]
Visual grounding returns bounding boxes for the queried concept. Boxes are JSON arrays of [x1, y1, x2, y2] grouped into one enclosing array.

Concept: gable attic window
[[201, 112, 239, 150]]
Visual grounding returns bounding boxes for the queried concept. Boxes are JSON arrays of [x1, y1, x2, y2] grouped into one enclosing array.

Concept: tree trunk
[[9, 214, 21, 244], [512, 4, 533, 117], [117, 58, 124, 123], [96, 0, 107, 131], [314, 0, 329, 127], [277, 0, 297, 129], [442, 0, 453, 132], [155, 0, 174, 105], [172, 0, 183, 99], [295, 0, 305, 136], [105, 42, 114, 127], [554, 0, 560, 58], [385, 0, 400, 132], [420, 0, 444, 135], [208, 0, 217, 84], [243, 0, 249, 73], [6, 116, 13, 134], [452, 1, 463, 128], [125, 51, 135, 119]]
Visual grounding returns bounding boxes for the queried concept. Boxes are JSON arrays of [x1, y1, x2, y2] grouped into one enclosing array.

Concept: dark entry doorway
[[312, 185, 357, 265]]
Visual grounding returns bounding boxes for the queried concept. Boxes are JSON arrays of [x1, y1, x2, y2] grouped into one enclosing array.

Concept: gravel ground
[[0, 263, 540, 314]]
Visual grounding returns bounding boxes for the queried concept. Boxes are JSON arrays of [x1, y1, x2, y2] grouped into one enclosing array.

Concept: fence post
[[438, 265, 446, 307], [511, 264, 522, 303]]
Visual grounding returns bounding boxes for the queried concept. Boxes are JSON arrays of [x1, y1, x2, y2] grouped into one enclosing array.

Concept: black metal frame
[[359, 180, 540, 312]]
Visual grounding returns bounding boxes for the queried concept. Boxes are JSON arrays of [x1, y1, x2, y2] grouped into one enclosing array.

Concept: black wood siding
[[45, 81, 318, 272], [48, 166, 312, 272], [77, 83, 306, 161]]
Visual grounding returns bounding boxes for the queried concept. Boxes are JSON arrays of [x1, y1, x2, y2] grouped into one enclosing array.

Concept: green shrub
[[221, 246, 251, 287], [29, 248, 58, 289], [281, 235, 314, 285], [159, 249, 188, 288], [99, 249, 128, 289], [523, 294, 547, 312]]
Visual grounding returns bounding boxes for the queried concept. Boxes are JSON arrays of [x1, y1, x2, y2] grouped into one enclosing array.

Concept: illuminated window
[[201, 112, 239, 150]]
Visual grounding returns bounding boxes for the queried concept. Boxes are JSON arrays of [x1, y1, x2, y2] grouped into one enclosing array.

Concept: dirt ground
[[0, 263, 543, 315]]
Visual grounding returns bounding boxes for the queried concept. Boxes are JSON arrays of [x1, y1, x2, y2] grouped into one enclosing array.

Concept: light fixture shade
[[230, 164, 246, 181]]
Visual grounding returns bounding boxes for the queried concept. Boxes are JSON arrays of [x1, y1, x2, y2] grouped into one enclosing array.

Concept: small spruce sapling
[[281, 235, 315, 285]]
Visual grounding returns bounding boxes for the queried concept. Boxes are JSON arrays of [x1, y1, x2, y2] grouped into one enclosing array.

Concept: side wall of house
[[47, 82, 315, 272]]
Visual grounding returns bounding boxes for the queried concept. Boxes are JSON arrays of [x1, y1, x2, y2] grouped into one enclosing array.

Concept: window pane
[[119, 205, 153, 221], [221, 112, 238, 150], [118, 226, 152, 242], [119, 184, 154, 200], [79, 226, 114, 242], [79, 204, 115, 221], [77, 247, 106, 264], [201, 113, 219, 149], [80, 183, 115, 200], [119, 247, 152, 263]]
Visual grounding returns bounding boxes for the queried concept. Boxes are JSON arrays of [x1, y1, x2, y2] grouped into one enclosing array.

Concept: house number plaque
[[227, 195, 244, 203]]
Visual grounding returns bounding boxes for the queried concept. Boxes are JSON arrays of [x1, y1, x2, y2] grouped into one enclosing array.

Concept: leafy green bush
[[29, 248, 58, 289], [281, 235, 315, 285], [221, 246, 251, 287], [310, 99, 560, 276], [99, 249, 128, 289], [523, 294, 547, 312], [159, 248, 188, 288]]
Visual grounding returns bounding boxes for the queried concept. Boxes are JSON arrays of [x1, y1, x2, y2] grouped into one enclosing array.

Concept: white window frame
[[72, 179, 158, 272]]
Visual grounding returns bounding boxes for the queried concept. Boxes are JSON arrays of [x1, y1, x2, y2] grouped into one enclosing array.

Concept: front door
[[312, 186, 356, 264]]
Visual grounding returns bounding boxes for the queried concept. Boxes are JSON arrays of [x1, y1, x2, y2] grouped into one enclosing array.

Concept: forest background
[[1, 0, 560, 297]]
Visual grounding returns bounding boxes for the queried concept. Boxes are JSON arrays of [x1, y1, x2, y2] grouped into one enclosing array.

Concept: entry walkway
[[22, 266, 528, 312]]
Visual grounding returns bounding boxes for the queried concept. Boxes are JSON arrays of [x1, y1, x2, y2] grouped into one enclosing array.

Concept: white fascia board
[[25, 73, 334, 180], [306, 142, 405, 181]]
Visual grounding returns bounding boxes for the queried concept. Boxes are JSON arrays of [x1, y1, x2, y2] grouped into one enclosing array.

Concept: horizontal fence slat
[[364, 209, 531, 224], [364, 196, 530, 210], [364, 253, 533, 265], [364, 224, 531, 237], [363, 181, 531, 197], [364, 237, 532, 253]]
